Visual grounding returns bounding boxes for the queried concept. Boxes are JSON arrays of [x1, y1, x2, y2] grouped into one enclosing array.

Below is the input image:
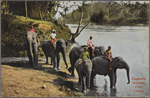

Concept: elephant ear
[[65, 40, 68, 46], [94, 48, 100, 57]]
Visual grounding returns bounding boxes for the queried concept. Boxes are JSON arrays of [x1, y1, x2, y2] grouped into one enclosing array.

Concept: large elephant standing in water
[[24, 31, 40, 68], [42, 39, 68, 71], [91, 56, 130, 89], [68, 45, 106, 76]]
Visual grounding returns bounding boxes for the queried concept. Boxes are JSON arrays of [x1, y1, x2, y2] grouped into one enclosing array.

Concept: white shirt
[[51, 33, 56, 39]]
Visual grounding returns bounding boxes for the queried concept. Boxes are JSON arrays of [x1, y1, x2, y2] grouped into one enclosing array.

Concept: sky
[[54, 1, 149, 19]]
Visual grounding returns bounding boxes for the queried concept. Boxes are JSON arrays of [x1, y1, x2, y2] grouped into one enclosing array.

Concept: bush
[[90, 11, 106, 24]]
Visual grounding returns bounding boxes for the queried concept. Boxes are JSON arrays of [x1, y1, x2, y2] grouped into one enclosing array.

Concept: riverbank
[[1, 58, 84, 97], [65, 18, 149, 26]]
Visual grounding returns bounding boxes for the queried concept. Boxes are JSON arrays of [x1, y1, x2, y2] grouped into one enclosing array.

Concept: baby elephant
[[75, 59, 92, 93]]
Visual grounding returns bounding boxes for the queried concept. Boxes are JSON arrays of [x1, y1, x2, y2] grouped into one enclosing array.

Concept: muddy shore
[[1, 57, 101, 97]]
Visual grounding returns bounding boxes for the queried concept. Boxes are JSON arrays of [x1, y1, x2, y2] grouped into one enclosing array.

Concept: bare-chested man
[[106, 46, 113, 70]]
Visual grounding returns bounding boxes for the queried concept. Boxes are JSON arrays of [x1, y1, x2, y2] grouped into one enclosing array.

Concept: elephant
[[42, 39, 68, 71], [91, 56, 130, 89], [24, 31, 40, 68], [75, 59, 92, 93], [68, 45, 106, 76]]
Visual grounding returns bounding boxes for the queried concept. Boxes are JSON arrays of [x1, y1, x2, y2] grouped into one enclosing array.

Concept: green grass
[[1, 14, 71, 57]]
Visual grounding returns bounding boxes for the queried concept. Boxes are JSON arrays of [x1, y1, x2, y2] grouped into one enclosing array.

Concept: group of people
[[79, 36, 113, 70], [29, 25, 56, 48], [29, 25, 113, 70]]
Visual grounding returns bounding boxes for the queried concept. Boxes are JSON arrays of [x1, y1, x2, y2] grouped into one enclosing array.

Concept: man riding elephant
[[50, 29, 56, 48], [105, 46, 113, 70], [24, 25, 40, 68], [78, 46, 90, 72], [87, 36, 94, 56]]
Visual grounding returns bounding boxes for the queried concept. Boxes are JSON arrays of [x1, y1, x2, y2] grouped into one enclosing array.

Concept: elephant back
[[42, 40, 51, 48], [92, 56, 110, 74], [42, 40, 51, 53]]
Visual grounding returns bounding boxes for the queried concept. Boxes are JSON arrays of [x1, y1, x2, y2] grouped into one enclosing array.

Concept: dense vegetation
[[1, 1, 59, 21], [64, 1, 149, 25], [1, 1, 72, 57], [1, 15, 71, 57]]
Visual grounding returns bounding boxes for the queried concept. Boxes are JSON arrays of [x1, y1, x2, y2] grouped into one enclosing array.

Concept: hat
[[84, 46, 88, 49], [52, 29, 56, 32]]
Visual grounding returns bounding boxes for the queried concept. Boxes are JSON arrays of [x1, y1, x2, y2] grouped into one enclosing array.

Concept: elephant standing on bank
[[75, 59, 92, 93], [24, 31, 40, 68], [42, 39, 68, 71], [68, 45, 106, 76], [91, 56, 130, 89]]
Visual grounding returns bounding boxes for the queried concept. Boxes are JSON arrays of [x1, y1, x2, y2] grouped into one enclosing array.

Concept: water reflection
[[101, 79, 108, 96], [110, 88, 117, 96]]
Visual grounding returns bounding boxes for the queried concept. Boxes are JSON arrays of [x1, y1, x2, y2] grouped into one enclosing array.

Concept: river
[[66, 24, 149, 97]]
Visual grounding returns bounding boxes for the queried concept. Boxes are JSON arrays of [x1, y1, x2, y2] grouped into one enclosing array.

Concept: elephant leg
[[50, 58, 53, 65], [71, 61, 76, 76], [86, 72, 91, 90], [114, 69, 117, 87], [90, 72, 96, 87], [81, 74, 86, 93], [108, 70, 115, 89], [33, 43, 38, 67], [46, 56, 49, 64], [53, 55, 57, 71], [57, 53, 60, 70], [78, 73, 82, 85]]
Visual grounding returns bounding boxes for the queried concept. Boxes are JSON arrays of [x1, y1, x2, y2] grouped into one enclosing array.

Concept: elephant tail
[[68, 67, 72, 73]]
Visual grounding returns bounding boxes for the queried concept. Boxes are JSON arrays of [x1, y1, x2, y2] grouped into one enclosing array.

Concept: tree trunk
[[38, 2, 43, 20], [25, 1, 28, 19], [5, 1, 8, 14], [70, 9, 89, 42]]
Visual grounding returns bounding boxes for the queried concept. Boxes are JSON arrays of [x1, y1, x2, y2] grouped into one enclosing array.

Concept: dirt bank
[[1, 59, 83, 97]]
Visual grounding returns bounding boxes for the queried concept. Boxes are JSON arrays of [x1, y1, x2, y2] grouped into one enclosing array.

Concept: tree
[[5, 1, 8, 14], [90, 11, 105, 23], [69, 1, 90, 42], [25, 1, 27, 19]]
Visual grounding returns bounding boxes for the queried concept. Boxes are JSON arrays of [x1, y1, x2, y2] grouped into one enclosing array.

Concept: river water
[[67, 24, 149, 97]]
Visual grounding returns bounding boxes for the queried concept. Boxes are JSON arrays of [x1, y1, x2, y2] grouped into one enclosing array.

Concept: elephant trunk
[[125, 64, 130, 84], [61, 49, 68, 69], [87, 72, 91, 89]]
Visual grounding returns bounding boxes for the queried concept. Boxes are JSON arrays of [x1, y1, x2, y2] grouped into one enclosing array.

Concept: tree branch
[[75, 9, 83, 34], [73, 22, 90, 38]]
